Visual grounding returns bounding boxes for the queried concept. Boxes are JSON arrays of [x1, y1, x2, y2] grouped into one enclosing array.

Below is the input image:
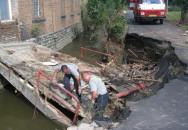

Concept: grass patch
[[167, 11, 188, 30], [181, 24, 188, 30], [167, 11, 181, 23]]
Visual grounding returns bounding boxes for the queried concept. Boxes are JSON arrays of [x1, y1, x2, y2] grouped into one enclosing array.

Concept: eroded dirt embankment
[[61, 33, 187, 124], [101, 33, 186, 122], [104, 34, 186, 98]]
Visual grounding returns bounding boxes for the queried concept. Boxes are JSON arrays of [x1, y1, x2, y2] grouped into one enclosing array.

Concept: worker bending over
[[81, 68, 109, 121], [53, 63, 81, 101]]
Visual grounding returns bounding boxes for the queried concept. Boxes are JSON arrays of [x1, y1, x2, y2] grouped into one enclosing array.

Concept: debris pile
[[100, 34, 185, 100]]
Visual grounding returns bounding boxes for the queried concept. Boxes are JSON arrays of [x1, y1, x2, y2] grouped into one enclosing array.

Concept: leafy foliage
[[86, 0, 127, 43], [31, 26, 41, 38], [169, 0, 188, 22]]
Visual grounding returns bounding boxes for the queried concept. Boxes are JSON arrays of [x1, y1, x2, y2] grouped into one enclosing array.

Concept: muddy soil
[[123, 34, 186, 101]]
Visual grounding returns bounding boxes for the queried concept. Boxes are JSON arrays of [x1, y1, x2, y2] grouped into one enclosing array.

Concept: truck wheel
[[153, 19, 158, 23], [160, 19, 163, 24]]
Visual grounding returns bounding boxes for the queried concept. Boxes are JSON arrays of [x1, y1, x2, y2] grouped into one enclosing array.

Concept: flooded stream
[[0, 85, 65, 130], [61, 37, 102, 65]]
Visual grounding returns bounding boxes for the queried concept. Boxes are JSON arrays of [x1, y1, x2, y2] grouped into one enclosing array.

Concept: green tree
[[87, 0, 126, 43], [170, 0, 188, 23], [86, 0, 127, 63], [180, 0, 188, 23]]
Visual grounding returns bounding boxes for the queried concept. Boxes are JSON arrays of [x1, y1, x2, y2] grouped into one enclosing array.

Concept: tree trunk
[[180, 0, 188, 23], [185, 12, 188, 23]]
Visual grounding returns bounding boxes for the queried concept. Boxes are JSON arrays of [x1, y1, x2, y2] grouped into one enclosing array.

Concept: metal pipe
[[116, 83, 145, 98], [80, 47, 114, 59]]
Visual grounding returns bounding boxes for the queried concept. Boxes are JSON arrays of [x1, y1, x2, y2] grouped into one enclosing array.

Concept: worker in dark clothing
[[80, 67, 109, 121], [53, 63, 81, 101]]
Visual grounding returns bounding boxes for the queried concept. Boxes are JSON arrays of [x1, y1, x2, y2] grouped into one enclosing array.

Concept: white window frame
[[0, 0, 12, 22], [8, 0, 12, 20], [32, 0, 41, 17]]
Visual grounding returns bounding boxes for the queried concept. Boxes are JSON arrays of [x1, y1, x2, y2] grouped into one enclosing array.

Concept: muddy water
[[0, 88, 65, 130], [61, 38, 101, 64]]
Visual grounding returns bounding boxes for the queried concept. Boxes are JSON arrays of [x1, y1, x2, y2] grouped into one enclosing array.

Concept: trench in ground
[[123, 34, 186, 101]]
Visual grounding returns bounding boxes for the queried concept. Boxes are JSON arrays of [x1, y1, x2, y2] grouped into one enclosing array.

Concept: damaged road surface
[[113, 12, 188, 130]]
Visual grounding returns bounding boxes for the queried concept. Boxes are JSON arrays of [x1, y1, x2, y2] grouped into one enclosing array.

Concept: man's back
[[89, 75, 107, 95]]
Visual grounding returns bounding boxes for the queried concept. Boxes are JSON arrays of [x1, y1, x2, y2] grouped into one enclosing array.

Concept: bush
[[110, 16, 126, 42], [31, 27, 40, 38], [87, 0, 127, 43]]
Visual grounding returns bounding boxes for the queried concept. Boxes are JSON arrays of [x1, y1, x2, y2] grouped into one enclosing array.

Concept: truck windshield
[[142, 0, 163, 4]]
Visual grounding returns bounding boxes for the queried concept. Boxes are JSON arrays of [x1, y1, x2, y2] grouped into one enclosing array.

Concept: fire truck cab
[[129, 0, 167, 24]]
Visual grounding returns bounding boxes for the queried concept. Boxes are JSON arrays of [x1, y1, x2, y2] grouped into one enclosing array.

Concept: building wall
[[17, 0, 33, 40], [0, 21, 19, 43], [0, 0, 19, 43], [17, 0, 81, 39], [0, 0, 81, 46], [11, 0, 19, 19], [28, 22, 82, 51]]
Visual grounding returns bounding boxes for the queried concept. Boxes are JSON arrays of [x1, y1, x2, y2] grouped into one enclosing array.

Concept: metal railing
[[80, 47, 115, 63], [36, 70, 80, 124]]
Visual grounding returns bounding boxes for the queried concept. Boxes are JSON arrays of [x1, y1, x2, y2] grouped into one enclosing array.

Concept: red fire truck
[[129, 0, 167, 24]]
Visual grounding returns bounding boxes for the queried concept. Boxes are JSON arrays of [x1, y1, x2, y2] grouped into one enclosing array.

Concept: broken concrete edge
[[0, 42, 109, 126], [0, 59, 72, 126]]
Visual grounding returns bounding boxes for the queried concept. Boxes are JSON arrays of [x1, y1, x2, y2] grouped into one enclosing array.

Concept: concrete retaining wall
[[31, 23, 82, 51]]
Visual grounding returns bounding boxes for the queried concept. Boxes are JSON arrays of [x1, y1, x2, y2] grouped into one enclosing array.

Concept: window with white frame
[[0, 0, 12, 21], [32, 0, 41, 17]]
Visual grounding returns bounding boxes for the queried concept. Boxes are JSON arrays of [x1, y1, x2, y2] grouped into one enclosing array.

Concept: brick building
[[0, 0, 81, 43]]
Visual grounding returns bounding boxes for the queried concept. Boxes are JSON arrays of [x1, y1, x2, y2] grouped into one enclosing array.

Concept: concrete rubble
[[67, 123, 105, 130]]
